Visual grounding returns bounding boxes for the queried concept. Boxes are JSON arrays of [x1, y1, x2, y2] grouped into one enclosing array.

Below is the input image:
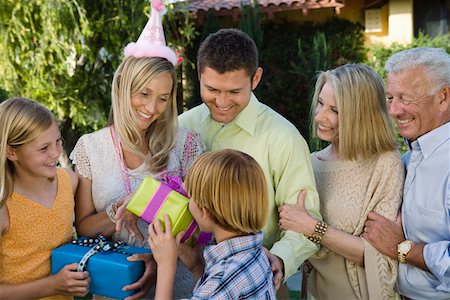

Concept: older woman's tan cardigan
[[307, 150, 404, 300]]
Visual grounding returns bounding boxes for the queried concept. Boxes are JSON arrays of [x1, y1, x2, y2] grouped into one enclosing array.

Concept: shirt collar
[[198, 104, 212, 126], [232, 94, 259, 136], [201, 93, 260, 136], [203, 231, 263, 266], [410, 121, 450, 160]]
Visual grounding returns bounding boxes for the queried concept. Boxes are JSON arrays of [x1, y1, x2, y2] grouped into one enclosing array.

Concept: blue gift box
[[51, 238, 150, 299]]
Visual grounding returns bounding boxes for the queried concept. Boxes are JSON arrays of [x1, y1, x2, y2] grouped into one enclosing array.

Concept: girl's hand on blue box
[[123, 253, 156, 300], [53, 263, 90, 296]]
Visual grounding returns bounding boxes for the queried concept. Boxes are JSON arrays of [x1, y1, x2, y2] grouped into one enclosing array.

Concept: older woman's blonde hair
[[311, 63, 397, 160], [0, 97, 56, 207], [185, 149, 268, 234], [109, 56, 178, 173]]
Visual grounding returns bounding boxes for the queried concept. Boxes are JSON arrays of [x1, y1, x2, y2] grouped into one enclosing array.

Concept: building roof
[[186, 0, 345, 19]]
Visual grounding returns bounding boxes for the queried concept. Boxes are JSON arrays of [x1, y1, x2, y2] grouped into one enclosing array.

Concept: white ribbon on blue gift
[[76, 235, 122, 272]]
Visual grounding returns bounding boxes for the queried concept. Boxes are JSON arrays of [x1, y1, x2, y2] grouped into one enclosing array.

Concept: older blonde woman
[[279, 64, 404, 300]]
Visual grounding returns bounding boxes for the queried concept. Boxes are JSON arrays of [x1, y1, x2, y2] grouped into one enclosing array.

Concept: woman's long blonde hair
[[0, 97, 56, 207], [109, 56, 178, 173], [310, 63, 397, 160]]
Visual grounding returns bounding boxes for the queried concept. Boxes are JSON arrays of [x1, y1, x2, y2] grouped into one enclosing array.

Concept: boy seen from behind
[[148, 149, 276, 299]]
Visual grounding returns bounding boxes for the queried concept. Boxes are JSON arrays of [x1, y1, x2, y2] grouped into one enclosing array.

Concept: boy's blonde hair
[[0, 97, 56, 206], [185, 149, 268, 234], [109, 56, 178, 173], [310, 63, 397, 160]]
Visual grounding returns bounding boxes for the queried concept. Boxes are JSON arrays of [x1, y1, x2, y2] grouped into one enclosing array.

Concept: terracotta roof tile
[[186, 0, 345, 13]]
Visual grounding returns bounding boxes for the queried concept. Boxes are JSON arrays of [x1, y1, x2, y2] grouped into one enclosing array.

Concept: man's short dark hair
[[197, 28, 259, 78]]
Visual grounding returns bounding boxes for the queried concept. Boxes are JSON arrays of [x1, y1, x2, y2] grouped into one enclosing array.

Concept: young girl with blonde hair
[[0, 97, 90, 299]]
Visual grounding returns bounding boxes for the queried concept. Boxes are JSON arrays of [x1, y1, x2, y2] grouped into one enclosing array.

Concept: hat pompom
[[152, 0, 167, 15]]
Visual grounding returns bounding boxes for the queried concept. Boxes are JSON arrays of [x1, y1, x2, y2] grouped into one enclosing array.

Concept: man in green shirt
[[178, 28, 322, 287]]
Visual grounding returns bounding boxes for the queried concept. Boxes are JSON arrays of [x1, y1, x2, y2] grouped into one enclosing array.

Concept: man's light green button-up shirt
[[179, 94, 321, 279]]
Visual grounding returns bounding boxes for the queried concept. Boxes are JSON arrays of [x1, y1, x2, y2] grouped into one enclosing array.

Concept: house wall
[[363, 0, 414, 45], [262, 0, 414, 46]]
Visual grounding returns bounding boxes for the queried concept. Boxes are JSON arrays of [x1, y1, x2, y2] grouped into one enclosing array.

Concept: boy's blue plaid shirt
[[191, 231, 276, 300]]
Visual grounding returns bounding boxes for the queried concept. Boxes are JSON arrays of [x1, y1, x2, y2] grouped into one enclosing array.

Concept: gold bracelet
[[307, 221, 328, 245]]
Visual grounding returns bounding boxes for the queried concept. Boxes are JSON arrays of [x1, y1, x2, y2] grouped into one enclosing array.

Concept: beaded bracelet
[[307, 221, 328, 246]]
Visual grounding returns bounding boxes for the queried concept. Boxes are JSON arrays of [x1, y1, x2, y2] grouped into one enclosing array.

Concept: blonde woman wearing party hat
[[69, 0, 204, 298]]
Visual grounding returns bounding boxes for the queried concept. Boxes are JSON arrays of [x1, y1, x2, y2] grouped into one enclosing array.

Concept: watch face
[[399, 242, 411, 252]]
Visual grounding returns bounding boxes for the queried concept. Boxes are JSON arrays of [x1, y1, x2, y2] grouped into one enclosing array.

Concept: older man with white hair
[[364, 47, 450, 299]]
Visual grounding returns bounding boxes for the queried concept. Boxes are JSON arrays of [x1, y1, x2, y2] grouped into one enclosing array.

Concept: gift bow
[[76, 235, 125, 272], [163, 175, 188, 197]]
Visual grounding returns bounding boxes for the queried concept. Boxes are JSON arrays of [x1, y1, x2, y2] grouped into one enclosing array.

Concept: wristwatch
[[397, 240, 413, 263]]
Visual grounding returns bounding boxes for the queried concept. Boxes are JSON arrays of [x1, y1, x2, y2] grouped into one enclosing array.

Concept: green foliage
[[322, 17, 367, 66], [200, 10, 222, 42], [258, 18, 366, 141], [0, 0, 198, 152], [294, 32, 330, 151], [0, 88, 8, 102], [296, 32, 330, 80], [368, 32, 450, 79], [0, 0, 121, 150], [165, 2, 199, 57], [182, 10, 222, 110], [0, 1, 95, 131], [239, 0, 263, 49]]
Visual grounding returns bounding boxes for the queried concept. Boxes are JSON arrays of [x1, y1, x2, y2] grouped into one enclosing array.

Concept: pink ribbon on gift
[[181, 220, 199, 243], [140, 176, 186, 223], [140, 183, 173, 224], [197, 231, 213, 245]]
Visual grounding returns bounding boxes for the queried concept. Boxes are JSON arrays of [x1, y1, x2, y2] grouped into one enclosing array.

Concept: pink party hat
[[124, 0, 178, 65]]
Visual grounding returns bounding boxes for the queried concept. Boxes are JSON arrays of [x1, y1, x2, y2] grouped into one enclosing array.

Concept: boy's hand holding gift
[[148, 214, 181, 269], [148, 214, 183, 300]]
